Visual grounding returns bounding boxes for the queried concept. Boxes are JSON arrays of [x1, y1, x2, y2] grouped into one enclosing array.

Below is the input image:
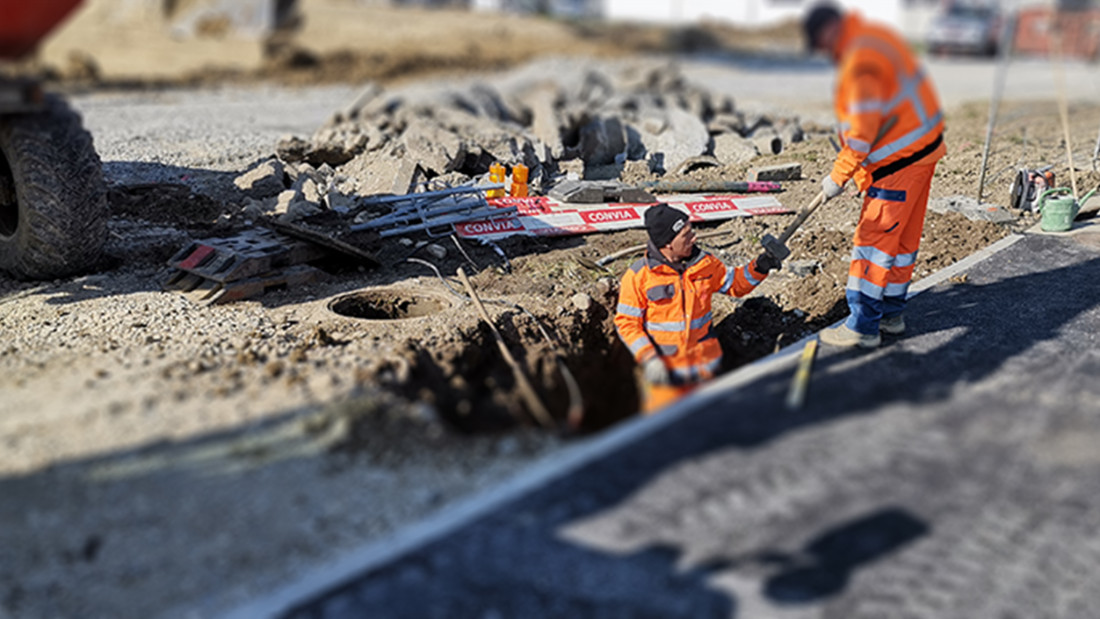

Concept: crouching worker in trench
[[614, 203, 782, 414]]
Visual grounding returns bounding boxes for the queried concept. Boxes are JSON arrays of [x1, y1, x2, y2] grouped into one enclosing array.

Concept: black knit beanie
[[645, 203, 689, 248]]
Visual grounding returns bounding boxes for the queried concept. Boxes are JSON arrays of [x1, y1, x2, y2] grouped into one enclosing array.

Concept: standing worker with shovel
[[804, 2, 947, 349], [614, 204, 781, 413]]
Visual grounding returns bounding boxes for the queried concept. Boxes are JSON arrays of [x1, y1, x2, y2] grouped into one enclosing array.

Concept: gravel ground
[[0, 80, 571, 619], [2, 54, 1095, 619]]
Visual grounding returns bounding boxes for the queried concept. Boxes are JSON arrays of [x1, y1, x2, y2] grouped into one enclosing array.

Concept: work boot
[[819, 323, 881, 349], [880, 314, 906, 335]]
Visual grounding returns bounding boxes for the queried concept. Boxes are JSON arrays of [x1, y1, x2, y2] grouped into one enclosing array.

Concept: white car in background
[[926, 4, 1005, 57]]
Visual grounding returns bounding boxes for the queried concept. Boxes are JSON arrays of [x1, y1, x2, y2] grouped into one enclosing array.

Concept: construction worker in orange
[[614, 203, 781, 413], [804, 2, 946, 349]]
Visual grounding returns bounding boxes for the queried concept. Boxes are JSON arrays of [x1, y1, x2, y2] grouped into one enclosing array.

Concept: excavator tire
[[0, 94, 107, 280]]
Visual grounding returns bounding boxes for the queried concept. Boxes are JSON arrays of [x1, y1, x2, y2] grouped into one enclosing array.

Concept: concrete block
[[749, 163, 803, 182]]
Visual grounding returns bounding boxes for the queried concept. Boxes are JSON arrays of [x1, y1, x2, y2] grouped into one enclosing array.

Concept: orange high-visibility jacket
[[614, 245, 768, 385], [830, 13, 946, 191]]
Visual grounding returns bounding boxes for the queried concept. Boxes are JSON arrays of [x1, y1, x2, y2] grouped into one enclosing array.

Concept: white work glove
[[643, 357, 671, 386], [822, 175, 846, 200]]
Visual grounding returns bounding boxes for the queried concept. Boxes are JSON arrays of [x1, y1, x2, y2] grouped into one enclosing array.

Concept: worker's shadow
[[750, 507, 929, 604]]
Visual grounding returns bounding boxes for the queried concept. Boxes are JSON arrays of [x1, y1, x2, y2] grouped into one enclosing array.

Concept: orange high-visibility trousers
[[844, 162, 937, 335], [642, 381, 698, 414]]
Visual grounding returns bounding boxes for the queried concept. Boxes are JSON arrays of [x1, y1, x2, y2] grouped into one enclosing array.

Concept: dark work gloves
[[754, 252, 782, 274]]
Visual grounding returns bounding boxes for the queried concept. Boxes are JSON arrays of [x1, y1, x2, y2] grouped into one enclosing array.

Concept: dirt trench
[[322, 259, 856, 438], [334, 283, 641, 435]]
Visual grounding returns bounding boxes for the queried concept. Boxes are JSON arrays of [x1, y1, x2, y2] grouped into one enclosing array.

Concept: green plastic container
[[1038, 187, 1097, 232]]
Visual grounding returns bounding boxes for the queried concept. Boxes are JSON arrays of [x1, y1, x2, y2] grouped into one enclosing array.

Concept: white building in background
[[603, 0, 910, 29]]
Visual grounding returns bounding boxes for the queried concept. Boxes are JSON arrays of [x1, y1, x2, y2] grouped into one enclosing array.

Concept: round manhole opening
[[328, 288, 453, 321]]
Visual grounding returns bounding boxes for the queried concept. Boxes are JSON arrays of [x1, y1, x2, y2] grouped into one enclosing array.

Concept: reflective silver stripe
[[670, 357, 722, 383], [671, 366, 694, 382], [848, 99, 884, 114], [689, 312, 713, 331], [700, 357, 722, 376], [848, 34, 940, 163], [867, 110, 942, 164], [894, 251, 918, 268], [718, 268, 736, 294], [624, 335, 651, 356], [851, 245, 895, 270], [847, 136, 872, 154], [616, 303, 644, 318], [646, 320, 686, 332], [658, 344, 679, 356], [885, 74, 927, 122], [885, 282, 911, 298], [847, 275, 885, 300], [743, 265, 761, 286]]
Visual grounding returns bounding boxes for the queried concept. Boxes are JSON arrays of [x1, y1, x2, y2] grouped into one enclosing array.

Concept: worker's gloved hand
[[643, 357, 671, 386], [822, 176, 846, 200], [754, 252, 782, 274]]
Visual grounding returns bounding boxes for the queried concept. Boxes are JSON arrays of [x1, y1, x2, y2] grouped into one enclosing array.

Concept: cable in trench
[[405, 257, 585, 429]]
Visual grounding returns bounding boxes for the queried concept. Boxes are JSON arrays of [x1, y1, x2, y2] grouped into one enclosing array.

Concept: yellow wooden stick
[[786, 338, 819, 410]]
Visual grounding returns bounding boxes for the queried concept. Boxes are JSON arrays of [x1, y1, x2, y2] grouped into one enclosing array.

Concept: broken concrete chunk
[[295, 176, 322, 206], [634, 107, 709, 174], [234, 158, 286, 199], [621, 159, 655, 181], [777, 122, 805, 146], [712, 133, 759, 165], [342, 81, 383, 121], [273, 189, 297, 215], [787, 259, 822, 277], [548, 179, 655, 204], [425, 244, 447, 260], [929, 195, 1016, 223], [326, 188, 355, 213], [571, 293, 592, 312], [240, 197, 268, 221], [276, 136, 310, 164], [707, 112, 745, 135], [577, 115, 627, 166], [671, 155, 720, 177], [749, 163, 803, 182], [559, 158, 585, 180], [307, 127, 367, 166], [515, 86, 562, 158], [400, 117, 467, 175], [391, 160, 425, 196], [750, 127, 783, 156], [280, 199, 323, 222]]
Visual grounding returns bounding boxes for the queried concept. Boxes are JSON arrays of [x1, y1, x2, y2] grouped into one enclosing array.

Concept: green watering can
[[1038, 187, 1097, 232]]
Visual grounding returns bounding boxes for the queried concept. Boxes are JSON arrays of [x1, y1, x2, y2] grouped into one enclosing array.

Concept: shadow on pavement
[[761, 507, 929, 604]]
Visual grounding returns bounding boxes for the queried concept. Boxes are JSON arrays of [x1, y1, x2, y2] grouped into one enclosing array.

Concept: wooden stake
[[786, 338, 818, 410], [456, 267, 554, 429], [1052, 25, 1080, 200]]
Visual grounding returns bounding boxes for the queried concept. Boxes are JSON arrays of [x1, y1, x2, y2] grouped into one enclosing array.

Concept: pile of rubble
[[231, 60, 814, 223]]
